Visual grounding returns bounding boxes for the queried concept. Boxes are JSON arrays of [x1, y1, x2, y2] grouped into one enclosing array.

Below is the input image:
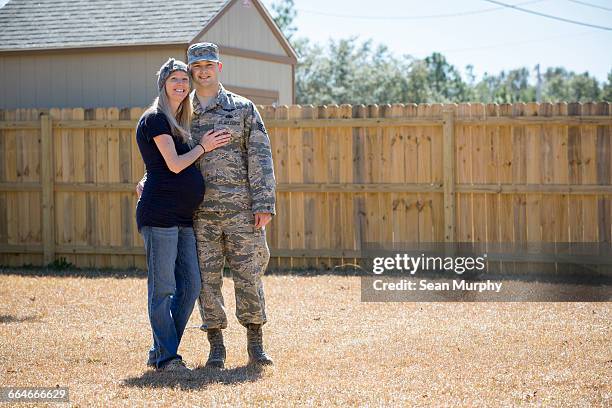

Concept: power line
[[437, 30, 602, 54], [297, 0, 546, 20], [567, 0, 612, 12], [482, 0, 612, 30]]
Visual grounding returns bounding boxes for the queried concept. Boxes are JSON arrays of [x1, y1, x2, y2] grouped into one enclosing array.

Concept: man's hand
[[254, 212, 272, 229]]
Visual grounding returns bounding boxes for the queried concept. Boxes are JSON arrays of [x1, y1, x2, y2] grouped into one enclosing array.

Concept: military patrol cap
[[187, 42, 220, 65], [157, 58, 189, 91]]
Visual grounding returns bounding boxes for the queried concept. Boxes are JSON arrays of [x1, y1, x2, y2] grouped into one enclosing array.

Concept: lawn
[[0, 269, 610, 407]]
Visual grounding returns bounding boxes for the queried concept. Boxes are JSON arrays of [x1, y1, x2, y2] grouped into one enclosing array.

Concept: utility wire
[[437, 30, 600, 54], [567, 0, 612, 12], [482, 0, 612, 30], [297, 0, 545, 20]]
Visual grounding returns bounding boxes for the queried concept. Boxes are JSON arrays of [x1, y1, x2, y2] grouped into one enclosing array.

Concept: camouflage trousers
[[193, 210, 269, 330]]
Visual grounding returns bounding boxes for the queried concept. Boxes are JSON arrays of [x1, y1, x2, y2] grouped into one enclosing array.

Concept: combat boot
[[246, 324, 273, 366], [205, 329, 226, 369]]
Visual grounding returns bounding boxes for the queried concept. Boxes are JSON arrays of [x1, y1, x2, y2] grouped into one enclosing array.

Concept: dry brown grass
[[0, 270, 610, 407]]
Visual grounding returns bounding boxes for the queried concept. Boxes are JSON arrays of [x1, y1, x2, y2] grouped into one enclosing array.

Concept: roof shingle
[[0, 0, 230, 51]]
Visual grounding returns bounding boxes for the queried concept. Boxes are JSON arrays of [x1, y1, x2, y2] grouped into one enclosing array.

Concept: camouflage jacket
[[190, 84, 276, 215]]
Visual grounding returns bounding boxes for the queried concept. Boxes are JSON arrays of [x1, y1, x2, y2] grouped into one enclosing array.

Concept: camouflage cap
[[157, 58, 189, 91], [187, 42, 220, 65]]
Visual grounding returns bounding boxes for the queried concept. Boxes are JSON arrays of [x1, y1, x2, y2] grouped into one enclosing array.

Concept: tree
[[424, 52, 471, 102], [269, 2, 607, 105], [270, 0, 297, 41], [603, 69, 612, 102]]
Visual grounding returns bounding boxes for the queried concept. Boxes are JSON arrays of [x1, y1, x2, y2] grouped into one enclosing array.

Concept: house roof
[[0, 0, 230, 51]]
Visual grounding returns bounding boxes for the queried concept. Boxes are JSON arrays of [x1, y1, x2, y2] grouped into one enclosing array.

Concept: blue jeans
[[141, 226, 202, 368]]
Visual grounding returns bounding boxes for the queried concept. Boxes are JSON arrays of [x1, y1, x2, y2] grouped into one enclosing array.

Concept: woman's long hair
[[142, 76, 192, 143]]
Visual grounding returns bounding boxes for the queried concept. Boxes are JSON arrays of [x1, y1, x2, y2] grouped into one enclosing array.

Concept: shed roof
[[0, 0, 230, 51]]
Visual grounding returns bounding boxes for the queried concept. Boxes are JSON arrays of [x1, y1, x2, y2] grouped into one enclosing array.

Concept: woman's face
[[164, 70, 190, 103]]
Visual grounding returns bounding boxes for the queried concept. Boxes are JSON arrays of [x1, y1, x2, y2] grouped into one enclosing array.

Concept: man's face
[[190, 60, 223, 88]]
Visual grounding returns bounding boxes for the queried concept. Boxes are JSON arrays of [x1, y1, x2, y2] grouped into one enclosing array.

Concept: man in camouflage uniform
[[187, 42, 275, 368]]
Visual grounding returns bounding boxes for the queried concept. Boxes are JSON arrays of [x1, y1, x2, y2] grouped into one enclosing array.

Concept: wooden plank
[[262, 106, 279, 270], [511, 103, 527, 245], [0, 110, 5, 187], [403, 104, 418, 185], [430, 103, 444, 242], [430, 104, 444, 187], [313, 105, 331, 268], [596, 102, 611, 244], [54, 119, 136, 129], [3, 115, 612, 130], [0, 191, 6, 246], [389, 105, 405, 244], [274, 105, 291, 270], [352, 105, 367, 251], [453, 116, 612, 125], [17, 181, 612, 195], [568, 103, 583, 243], [497, 104, 515, 252], [338, 104, 354, 183], [70, 108, 87, 266], [15, 110, 28, 248], [277, 182, 442, 192], [4, 110, 18, 261], [28, 110, 42, 251], [107, 108, 123, 268], [0, 121, 39, 129], [130, 108, 145, 183], [95, 108, 110, 267], [22, 110, 40, 253], [417, 104, 433, 242], [456, 103, 472, 242], [538, 102, 553, 275], [524, 103, 542, 243], [60, 108, 76, 265], [0, 244, 43, 253], [117, 108, 133, 268], [338, 105, 356, 262], [326, 105, 341, 184], [112, 111, 133, 269], [130, 108, 145, 259], [551, 103, 570, 247], [471, 104, 487, 243], [0, 181, 40, 191], [301, 105, 317, 269], [40, 113, 55, 264], [287, 105, 305, 268], [454, 184, 612, 194], [329, 192, 343, 252], [269, 116, 612, 127], [365, 105, 381, 245], [83, 109, 97, 268], [379, 105, 394, 245], [269, 118, 444, 128], [581, 103, 599, 242], [484, 104, 500, 245], [50, 108, 63, 260]]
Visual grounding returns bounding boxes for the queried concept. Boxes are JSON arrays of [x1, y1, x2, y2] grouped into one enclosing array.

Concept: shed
[[0, 0, 297, 108]]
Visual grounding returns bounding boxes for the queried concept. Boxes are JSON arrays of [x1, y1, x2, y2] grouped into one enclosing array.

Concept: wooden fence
[[0, 102, 610, 270]]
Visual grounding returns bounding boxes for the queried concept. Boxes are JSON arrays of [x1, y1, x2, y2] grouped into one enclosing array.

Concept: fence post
[[40, 113, 55, 264], [442, 108, 456, 242]]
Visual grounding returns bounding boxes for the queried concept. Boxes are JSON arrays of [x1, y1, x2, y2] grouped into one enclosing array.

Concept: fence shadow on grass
[[0, 313, 43, 324], [122, 364, 266, 389]]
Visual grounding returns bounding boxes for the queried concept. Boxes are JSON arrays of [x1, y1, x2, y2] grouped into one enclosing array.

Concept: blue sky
[[1, 0, 609, 82], [262, 0, 612, 83]]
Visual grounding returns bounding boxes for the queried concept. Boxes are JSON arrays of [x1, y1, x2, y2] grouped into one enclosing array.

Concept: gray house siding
[[0, 46, 185, 109]]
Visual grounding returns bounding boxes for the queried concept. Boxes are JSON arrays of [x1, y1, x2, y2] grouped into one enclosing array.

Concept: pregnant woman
[[136, 58, 230, 372]]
